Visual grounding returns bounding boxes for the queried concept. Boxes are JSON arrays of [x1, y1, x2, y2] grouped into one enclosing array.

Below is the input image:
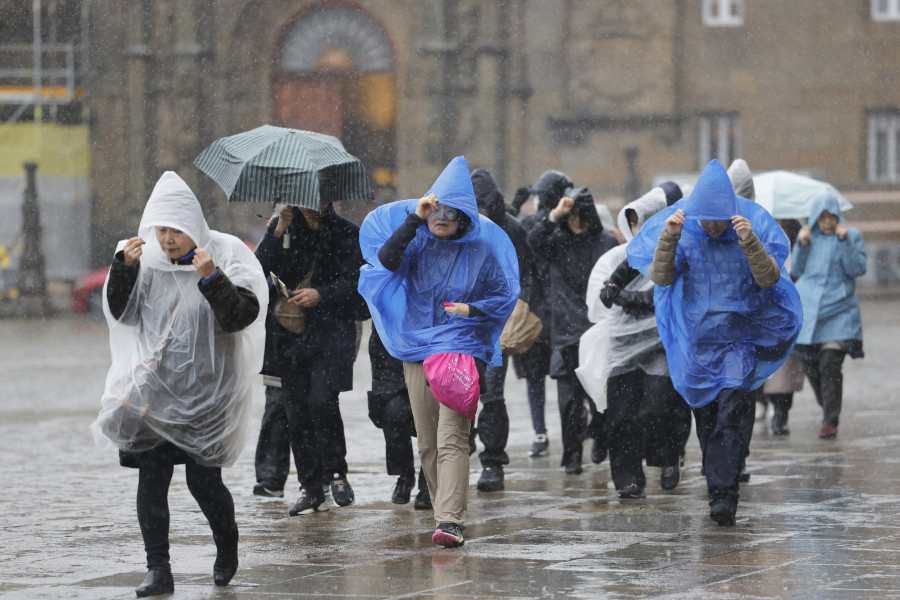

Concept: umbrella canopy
[[193, 125, 372, 210], [752, 170, 853, 220]]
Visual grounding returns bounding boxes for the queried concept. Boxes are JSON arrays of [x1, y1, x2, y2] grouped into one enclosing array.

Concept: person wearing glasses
[[358, 156, 519, 548]]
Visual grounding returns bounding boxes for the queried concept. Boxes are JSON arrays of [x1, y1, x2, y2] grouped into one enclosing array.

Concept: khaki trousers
[[403, 361, 471, 525]]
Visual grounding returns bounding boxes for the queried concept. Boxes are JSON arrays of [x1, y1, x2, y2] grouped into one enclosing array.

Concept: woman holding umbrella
[[91, 172, 267, 596]]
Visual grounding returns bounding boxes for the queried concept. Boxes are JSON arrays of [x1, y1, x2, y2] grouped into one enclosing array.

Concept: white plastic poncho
[[90, 172, 267, 467], [576, 188, 668, 410]]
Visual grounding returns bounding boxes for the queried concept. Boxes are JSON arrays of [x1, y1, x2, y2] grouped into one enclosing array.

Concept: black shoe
[[432, 521, 465, 548], [391, 476, 415, 504], [477, 466, 505, 492], [660, 464, 681, 490], [591, 438, 607, 464], [618, 483, 645, 499], [738, 469, 751, 483], [213, 547, 238, 587], [528, 434, 549, 457], [253, 482, 284, 498], [564, 459, 582, 475], [709, 497, 737, 526], [135, 567, 174, 597], [288, 488, 329, 516], [330, 473, 355, 507], [414, 484, 432, 510]]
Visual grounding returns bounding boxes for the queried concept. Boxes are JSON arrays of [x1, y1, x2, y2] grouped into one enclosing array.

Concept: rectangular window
[[868, 112, 900, 183], [872, 0, 900, 21], [699, 114, 740, 168], [703, 0, 744, 26]]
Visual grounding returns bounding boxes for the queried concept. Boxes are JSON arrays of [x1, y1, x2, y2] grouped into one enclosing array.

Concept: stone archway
[[273, 4, 397, 223]]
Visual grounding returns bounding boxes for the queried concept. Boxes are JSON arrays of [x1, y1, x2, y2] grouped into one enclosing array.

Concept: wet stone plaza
[[1, 296, 899, 599]]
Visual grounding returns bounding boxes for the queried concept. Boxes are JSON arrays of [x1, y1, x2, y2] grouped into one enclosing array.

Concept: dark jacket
[[528, 202, 619, 376], [255, 206, 366, 391], [471, 168, 534, 304]]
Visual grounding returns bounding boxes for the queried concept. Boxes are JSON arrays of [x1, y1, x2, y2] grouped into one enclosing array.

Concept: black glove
[[613, 289, 654, 318], [511, 187, 531, 210], [598, 281, 620, 308]]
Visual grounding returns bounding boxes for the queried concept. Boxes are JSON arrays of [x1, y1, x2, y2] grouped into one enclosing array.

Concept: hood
[[809, 192, 845, 230], [138, 172, 212, 268], [561, 186, 604, 234], [617, 187, 667, 242], [424, 155, 481, 242], [681, 160, 740, 220], [528, 169, 573, 211], [727, 158, 755, 201], [595, 204, 616, 232], [659, 180, 683, 206], [471, 168, 506, 221]]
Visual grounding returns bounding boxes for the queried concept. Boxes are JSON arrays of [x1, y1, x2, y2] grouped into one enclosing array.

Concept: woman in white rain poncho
[[91, 171, 266, 596], [577, 187, 691, 499]]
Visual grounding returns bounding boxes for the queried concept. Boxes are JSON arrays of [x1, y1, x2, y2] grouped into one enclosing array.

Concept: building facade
[[3, 0, 899, 272]]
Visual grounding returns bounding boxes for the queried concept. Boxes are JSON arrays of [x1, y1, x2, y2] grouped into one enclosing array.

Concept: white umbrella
[[752, 170, 853, 219]]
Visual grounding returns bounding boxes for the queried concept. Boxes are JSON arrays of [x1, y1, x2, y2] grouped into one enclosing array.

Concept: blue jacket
[[357, 156, 520, 367], [792, 193, 865, 346], [627, 159, 802, 408]]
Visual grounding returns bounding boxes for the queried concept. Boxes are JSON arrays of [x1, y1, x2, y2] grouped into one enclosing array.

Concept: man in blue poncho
[[358, 156, 519, 548], [627, 159, 802, 526]]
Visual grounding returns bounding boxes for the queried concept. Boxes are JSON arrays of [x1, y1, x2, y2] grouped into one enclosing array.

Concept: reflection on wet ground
[[1, 298, 898, 598]]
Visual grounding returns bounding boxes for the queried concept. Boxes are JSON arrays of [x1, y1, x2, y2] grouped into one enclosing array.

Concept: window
[[699, 114, 740, 168], [703, 0, 744, 26], [868, 112, 900, 183], [872, 0, 900, 21]]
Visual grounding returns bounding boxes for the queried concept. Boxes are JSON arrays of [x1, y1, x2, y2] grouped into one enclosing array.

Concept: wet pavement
[[1, 297, 899, 599]]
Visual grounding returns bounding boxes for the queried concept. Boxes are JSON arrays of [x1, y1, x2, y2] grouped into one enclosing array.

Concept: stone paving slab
[[1, 298, 899, 598]]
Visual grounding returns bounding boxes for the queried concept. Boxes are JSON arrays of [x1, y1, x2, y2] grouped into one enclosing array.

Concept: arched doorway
[[273, 4, 397, 223]]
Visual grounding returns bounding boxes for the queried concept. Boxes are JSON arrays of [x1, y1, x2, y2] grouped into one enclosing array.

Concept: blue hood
[[809, 192, 845, 231], [678, 160, 741, 240], [422, 155, 481, 242]]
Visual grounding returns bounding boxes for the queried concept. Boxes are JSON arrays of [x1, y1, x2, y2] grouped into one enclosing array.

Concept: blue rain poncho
[[792, 193, 866, 347], [357, 156, 520, 367], [627, 160, 802, 408]]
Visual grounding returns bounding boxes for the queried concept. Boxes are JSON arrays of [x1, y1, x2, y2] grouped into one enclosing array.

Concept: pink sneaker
[[819, 423, 837, 439], [432, 522, 464, 548]]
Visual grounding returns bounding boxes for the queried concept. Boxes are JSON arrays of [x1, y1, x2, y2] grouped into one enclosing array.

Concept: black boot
[[213, 527, 238, 587], [819, 349, 845, 428], [771, 404, 790, 436], [135, 567, 174, 597]]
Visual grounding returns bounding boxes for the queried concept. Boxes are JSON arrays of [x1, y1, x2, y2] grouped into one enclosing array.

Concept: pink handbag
[[422, 353, 480, 421]]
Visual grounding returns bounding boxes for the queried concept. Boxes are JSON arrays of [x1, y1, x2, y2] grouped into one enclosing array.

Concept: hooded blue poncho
[[792, 193, 866, 346], [627, 160, 802, 408], [358, 156, 520, 367]]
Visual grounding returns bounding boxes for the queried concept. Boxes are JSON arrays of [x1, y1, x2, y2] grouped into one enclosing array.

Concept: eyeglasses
[[428, 205, 460, 221]]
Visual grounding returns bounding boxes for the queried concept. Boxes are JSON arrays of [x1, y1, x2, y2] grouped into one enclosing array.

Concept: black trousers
[[802, 348, 846, 426], [473, 357, 510, 469], [606, 370, 690, 490], [137, 443, 237, 570], [556, 372, 599, 467], [693, 388, 754, 505], [280, 358, 349, 498], [368, 389, 417, 478], [254, 384, 347, 491]]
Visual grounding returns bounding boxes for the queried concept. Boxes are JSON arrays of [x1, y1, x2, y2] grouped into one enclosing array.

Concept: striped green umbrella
[[193, 125, 372, 210]]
